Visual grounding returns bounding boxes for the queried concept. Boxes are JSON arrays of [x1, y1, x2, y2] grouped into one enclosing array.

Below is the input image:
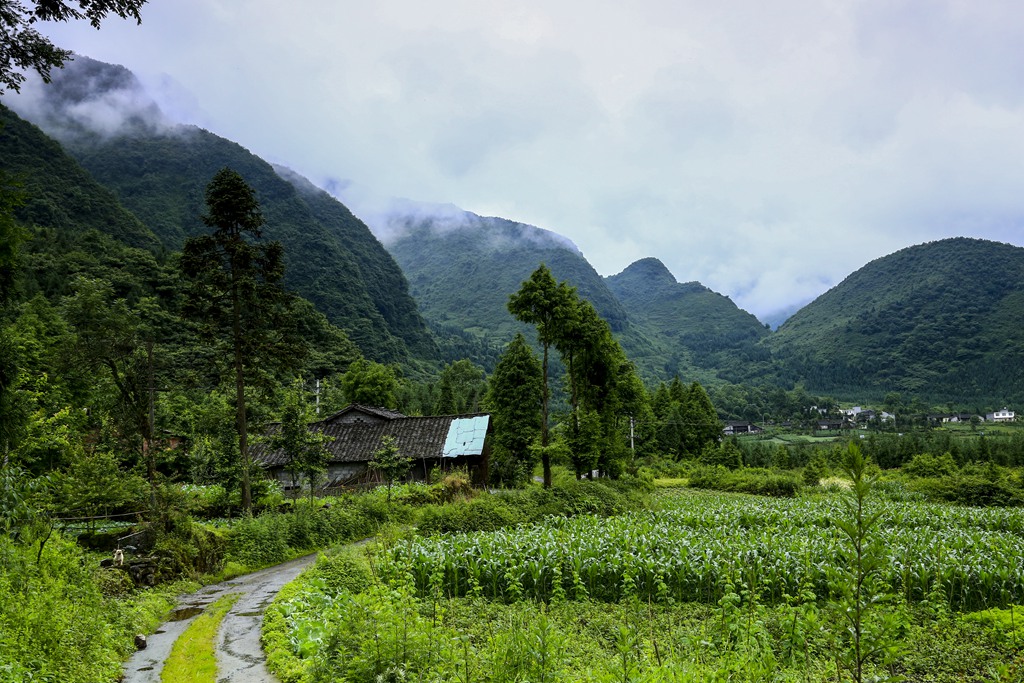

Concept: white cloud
[[22, 0, 1024, 319]]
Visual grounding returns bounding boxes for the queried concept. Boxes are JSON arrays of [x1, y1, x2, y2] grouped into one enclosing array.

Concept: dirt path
[[120, 553, 318, 683]]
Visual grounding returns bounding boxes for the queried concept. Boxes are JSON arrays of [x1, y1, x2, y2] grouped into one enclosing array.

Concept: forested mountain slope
[[7, 57, 435, 365], [606, 258, 772, 382], [382, 206, 627, 337], [0, 103, 158, 254], [766, 237, 1024, 403]]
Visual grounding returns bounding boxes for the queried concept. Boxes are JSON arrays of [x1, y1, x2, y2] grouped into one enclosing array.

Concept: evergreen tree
[[180, 168, 302, 513], [485, 333, 543, 487], [508, 263, 575, 488], [433, 359, 486, 415], [682, 381, 722, 457]]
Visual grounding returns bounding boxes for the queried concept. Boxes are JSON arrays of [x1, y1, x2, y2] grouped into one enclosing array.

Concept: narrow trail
[[120, 553, 318, 683]]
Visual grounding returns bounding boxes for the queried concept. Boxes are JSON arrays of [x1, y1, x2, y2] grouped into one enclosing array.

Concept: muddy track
[[120, 553, 318, 683]]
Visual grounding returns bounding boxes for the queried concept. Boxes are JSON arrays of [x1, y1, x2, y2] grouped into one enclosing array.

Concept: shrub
[[909, 475, 1023, 507], [688, 466, 800, 498], [903, 452, 958, 479], [417, 495, 524, 535], [307, 548, 373, 594]]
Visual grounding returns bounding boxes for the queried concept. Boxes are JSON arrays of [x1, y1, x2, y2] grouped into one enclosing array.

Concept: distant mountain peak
[[5, 54, 173, 141], [358, 197, 581, 254], [613, 258, 678, 287]]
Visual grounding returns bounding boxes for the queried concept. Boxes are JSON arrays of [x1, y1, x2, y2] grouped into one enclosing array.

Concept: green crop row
[[381, 494, 1024, 611]]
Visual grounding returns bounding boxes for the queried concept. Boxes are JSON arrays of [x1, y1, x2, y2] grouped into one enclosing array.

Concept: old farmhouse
[[252, 404, 491, 490]]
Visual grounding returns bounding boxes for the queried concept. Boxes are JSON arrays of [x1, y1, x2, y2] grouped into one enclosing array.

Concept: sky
[[27, 0, 1024, 321]]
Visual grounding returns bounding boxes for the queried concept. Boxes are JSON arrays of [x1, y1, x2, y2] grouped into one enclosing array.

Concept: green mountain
[[9, 57, 435, 366], [382, 207, 629, 340], [378, 207, 764, 383], [605, 258, 772, 382], [0, 103, 158, 253], [766, 237, 1024, 403]]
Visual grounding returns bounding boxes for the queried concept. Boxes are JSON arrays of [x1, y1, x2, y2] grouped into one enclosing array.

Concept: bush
[[688, 466, 801, 498], [909, 475, 1023, 507], [225, 495, 405, 570], [802, 455, 829, 486], [417, 495, 524, 535], [306, 548, 372, 594], [0, 534, 183, 683], [903, 452, 958, 479]]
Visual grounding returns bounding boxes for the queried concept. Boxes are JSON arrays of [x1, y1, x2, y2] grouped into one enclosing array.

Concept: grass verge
[[161, 593, 240, 683]]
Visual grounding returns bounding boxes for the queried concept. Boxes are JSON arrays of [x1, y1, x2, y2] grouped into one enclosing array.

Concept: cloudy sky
[[32, 0, 1024, 321]]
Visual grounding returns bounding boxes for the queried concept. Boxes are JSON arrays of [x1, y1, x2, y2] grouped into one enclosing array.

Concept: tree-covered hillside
[[0, 104, 158, 253], [766, 237, 1024, 403], [8, 57, 435, 366], [383, 208, 629, 342], [606, 258, 772, 382]]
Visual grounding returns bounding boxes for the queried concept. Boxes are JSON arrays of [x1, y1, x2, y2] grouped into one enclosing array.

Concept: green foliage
[[484, 333, 542, 487], [688, 465, 801, 497], [829, 443, 904, 682], [0, 1, 146, 94], [306, 548, 373, 594], [49, 449, 148, 516], [339, 358, 399, 408], [803, 453, 829, 486], [433, 359, 486, 414], [416, 495, 526, 535], [508, 263, 577, 487], [902, 451, 959, 479], [0, 465, 46, 539], [180, 167, 304, 512], [368, 435, 413, 503], [270, 379, 332, 505], [225, 497, 402, 569], [908, 474, 1023, 507], [698, 439, 743, 469], [0, 533, 181, 683]]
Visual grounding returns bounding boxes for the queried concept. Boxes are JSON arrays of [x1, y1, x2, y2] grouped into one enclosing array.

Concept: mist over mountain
[[6, 57, 436, 365], [380, 205, 628, 335], [7, 57, 1024, 405]]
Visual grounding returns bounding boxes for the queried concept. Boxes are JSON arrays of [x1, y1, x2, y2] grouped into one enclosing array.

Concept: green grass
[[161, 593, 240, 683]]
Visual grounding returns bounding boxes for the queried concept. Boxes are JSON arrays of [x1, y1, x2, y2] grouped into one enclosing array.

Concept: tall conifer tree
[[180, 168, 299, 513]]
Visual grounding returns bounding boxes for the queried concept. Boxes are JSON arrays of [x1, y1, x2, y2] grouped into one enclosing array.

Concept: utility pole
[[147, 339, 157, 509], [315, 377, 321, 415]]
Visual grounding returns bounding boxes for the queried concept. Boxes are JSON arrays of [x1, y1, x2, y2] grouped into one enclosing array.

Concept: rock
[[134, 634, 147, 650]]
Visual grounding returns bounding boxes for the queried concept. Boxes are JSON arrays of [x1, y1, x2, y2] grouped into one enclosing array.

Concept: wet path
[[120, 553, 318, 683]]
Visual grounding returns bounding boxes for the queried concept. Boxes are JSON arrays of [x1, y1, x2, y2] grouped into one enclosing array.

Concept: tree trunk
[[231, 280, 252, 514], [541, 343, 551, 489]]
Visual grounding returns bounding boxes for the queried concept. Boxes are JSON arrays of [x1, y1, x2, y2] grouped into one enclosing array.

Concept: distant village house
[[722, 421, 764, 436], [986, 407, 1016, 423]]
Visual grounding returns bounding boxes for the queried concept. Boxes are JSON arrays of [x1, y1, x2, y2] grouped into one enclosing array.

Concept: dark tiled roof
[[321, 404, 407, 423], [252, 412, 489, 468]]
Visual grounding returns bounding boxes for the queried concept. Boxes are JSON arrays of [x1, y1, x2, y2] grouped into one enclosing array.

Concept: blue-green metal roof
[[442, 415, 490, 457]]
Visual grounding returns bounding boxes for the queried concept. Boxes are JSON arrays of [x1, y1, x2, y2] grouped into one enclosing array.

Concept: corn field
[[381, 494, 1024, 611]]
